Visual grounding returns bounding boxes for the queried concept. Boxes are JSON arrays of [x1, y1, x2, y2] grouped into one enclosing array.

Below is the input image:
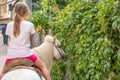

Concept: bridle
[[52, 38, 64, 58]]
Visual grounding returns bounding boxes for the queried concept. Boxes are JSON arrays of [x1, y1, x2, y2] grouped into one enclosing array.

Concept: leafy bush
[[30, 0, 120, 80], [29, 11, 48, 29], [51, 0, 120, 80]]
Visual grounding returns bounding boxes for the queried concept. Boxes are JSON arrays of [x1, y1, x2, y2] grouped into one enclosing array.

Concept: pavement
[[0, 32, 7, 74]]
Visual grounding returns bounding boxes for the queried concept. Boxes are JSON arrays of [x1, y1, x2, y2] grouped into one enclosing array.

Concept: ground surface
[[0, 32, 7, 74]]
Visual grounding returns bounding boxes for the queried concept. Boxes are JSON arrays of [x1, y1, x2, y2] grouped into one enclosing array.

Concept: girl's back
[[6, 20, 35, 58]]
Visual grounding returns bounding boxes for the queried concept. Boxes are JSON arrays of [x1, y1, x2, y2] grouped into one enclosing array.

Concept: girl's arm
[[30, 34, 33, 48]]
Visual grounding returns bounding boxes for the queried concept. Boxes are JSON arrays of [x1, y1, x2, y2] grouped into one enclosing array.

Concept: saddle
[[4, 58, 43, 79], [6, 58, 34, 69]]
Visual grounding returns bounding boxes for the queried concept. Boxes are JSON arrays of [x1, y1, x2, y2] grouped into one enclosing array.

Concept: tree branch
[[11, 0, 20, 11]]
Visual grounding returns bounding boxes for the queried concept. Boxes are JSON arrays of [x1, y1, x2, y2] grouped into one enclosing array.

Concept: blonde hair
[[13, 2, 29, 37]]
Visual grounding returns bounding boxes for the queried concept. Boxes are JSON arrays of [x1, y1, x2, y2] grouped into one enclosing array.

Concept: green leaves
[[51, 0, 120, 79], [29, 0, 120, 79], [29, 11, 48, 29]]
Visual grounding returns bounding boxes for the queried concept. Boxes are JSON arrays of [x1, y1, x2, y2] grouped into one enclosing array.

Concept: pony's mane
[[44, 35, 54, 43], [44, 35, 61, 46]]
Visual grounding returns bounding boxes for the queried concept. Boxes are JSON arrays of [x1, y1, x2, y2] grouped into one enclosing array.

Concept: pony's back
[[1, 69, 45, 80]]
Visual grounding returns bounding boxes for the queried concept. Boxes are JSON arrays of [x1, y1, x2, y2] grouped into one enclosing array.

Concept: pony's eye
[[58, 45, 61, 48]]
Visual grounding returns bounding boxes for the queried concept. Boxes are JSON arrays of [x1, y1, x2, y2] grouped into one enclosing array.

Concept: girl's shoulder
[[7, 21, 14, 27], [8, 21, 14, 25], [22, 20, 34, 26]]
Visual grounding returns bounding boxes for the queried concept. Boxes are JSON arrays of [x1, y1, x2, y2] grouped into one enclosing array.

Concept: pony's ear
[[44, 35, 54, 43], [55, 39, 61, 46]]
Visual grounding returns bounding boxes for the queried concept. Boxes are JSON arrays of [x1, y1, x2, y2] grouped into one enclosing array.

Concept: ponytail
[[13, 14, 21, 37], [13, 2, 29, 37]]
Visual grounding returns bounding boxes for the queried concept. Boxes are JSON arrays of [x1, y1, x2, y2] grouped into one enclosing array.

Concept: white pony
[[1, 35, 67, 80]]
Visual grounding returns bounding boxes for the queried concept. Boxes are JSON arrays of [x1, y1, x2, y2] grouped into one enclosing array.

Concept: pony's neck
[[37, 41, 54, 49]]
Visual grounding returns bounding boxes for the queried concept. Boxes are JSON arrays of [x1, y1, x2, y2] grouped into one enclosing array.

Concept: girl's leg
[[34, 58, 51, 80], [26, 54, 51, 80], [2, 64, 8, 74], [1, 59, 11, 74], [1, 58, 14, 74]]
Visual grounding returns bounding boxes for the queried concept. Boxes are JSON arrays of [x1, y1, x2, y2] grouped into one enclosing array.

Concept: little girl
[[1, 2, 51, 80]]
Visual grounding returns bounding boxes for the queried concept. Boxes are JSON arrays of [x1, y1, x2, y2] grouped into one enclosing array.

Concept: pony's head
[[44, 35, 67, 60]]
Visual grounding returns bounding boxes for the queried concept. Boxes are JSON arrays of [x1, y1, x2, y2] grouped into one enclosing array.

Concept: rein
[[53, 38, 63, 57]]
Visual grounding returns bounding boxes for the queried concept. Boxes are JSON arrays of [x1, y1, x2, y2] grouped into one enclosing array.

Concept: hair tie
[[15, 9, 19, 14]]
